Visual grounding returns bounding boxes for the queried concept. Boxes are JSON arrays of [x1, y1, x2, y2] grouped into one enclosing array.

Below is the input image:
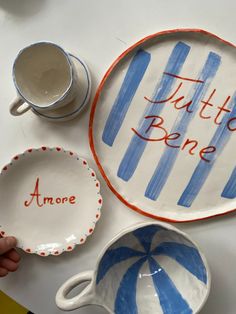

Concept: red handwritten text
[[24, 178, 76, 207], [144, 73, 235, 129], [132, 115, 216, 162]]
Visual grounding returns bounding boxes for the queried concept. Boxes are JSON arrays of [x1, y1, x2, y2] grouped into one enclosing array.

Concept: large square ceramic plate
[[0, 147, 102, 256], [90, 29, 236, 222]]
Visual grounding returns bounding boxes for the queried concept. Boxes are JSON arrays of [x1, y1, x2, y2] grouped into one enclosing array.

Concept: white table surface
[[0, 0, 236, 313]]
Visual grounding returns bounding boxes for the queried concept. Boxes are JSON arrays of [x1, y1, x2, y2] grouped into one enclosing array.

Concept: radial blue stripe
[[133, 225, 164, 253], [102, 49, 151, 146], [117, 41, 191, 181], [96, 247, 145, 284], [222, 166, 236, 199], [145, 52, 221, 201], [178, 92, 236, 207], [114, 257, 147, 314], [149, 257, 192, 314], [152, 242, 207, 284]]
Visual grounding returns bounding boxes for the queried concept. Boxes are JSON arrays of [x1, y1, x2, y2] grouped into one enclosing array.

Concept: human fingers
[[0, 257, 19, 272], [0, 237, 17, 255], [5, 249, 21, 263], [0, 267, 8, 277]]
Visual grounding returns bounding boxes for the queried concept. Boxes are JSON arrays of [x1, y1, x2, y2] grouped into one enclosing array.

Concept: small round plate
[[0, 147, 102, 256], [33, 54, 91, 122]]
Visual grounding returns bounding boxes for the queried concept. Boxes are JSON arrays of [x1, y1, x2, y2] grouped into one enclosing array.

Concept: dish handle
[[10, 97, 31, 116], [56, 271, 96, 311]]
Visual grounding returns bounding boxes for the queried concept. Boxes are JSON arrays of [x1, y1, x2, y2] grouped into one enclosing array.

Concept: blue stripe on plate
[[178, 92, 236, 207], [145, 51, 221, 201], [117, 41, 191, 181], [222, 166, 236, 199], [102, 49, 151, 146]]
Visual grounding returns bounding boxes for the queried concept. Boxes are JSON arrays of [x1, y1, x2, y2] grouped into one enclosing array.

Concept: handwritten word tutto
[[145, 73, 236, 131], [24, 178, 76, 207], [132, 115, 216, 162], [131, 72, 236, 162]]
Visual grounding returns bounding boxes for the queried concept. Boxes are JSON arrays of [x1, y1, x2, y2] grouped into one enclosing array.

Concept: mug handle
[[56, 271, 95, 311], [10, 97, 31, 116]]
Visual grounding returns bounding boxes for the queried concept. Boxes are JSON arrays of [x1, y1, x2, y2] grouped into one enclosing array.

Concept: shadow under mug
[[10, 42, 78, 116], [56, 222, 210, 314]]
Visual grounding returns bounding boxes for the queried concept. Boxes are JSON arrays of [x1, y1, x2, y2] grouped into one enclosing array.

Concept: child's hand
[[0, 237, 21, 277]]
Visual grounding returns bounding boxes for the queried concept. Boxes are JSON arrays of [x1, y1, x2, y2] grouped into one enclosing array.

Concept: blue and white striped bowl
[[56, 222, 210, 314]]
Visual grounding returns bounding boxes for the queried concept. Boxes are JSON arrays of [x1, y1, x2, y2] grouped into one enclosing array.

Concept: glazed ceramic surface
[[56, 222, 210, 314], [0, 147, 102, 256], [32, 54, 91, 122], [90, 29, 236, 222], [10, 42, 79, 116]]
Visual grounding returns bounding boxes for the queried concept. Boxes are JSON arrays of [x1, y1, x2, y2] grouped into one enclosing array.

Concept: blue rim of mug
[[32, 54, 91, 120], [12, 41, 74, 110]]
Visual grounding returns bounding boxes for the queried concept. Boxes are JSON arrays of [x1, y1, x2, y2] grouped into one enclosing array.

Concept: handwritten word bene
[[24, 178, 76, 207], [133, 73, 235, 162]]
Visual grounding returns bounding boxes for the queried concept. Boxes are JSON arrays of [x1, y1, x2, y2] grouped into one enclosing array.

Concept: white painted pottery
[[32, 54, 91, 122], [56, 221, 210, 314], [0, 147, 102, 256], [10, 42, 79, 116], [90, 29, 236, 222]]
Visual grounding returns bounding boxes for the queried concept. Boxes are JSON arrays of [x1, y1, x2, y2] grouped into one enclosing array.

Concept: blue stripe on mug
[[133, 224, 164, 252], [114, 257, 147, 314], [149, 257, 192, 314], [152, 242, 207, 284], [96, 247, 145, 284]]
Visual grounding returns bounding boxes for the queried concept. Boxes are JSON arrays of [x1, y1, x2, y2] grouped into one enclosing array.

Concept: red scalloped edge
[[0, 147, 102, 256]]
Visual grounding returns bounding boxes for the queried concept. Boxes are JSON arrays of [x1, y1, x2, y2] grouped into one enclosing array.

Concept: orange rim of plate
[[89, 28, 236, 223]]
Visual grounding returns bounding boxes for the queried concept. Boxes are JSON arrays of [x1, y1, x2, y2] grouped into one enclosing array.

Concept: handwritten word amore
[[24, 178, 76, 207]]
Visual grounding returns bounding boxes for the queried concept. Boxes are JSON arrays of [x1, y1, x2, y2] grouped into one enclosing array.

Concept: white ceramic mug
[[56, 222, 210, 314], [10, 42, 78, 116]]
